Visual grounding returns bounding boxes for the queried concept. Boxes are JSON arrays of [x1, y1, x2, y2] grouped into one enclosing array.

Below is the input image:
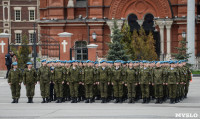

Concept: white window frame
[[14, 30, 22, 44], [28, 30, 34, 44], [28, 7, 35, 21], [14, 7, 21, 21]]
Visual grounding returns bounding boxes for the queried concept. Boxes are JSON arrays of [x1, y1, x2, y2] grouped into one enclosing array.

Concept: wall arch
[[109, 0, 172, 19]]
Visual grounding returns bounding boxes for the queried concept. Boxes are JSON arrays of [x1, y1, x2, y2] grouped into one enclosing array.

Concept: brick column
[[0, 33, 10, 70], [87, 44, 98, 61], [58, 32, 73, 60], [67, 0, 74, 19]]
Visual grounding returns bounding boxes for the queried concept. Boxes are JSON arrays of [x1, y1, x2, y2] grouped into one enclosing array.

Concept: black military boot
[[59, 98, 62, 103], [56, 98, 60, 103], [41, 98, 46, 103], [159, 98, 163, 104], [146, 98, 150, 103], [15, 98, 18, 103], [128, 98, 132, 103], [155, 98, 159, 104], [74, 98, 77, 103], [170, 98, 175, 104], [101, 98, 105, 103], [30, 98, 33, 103], [71, 98, 74, 103], [132, 98, 135, 103], [142, 98, 146, 104], [46, 98, 49, 103], [27, 98, 31, 103], [11, 99, 16, 103], [85, 98, 89, 103], [119, 98, 123, 103], [114, 98, 119, 103], [175, 98, 178, 103]]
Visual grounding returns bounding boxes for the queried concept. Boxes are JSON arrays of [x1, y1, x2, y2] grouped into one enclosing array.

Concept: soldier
[[122, 61, 128, 101], [53, 60, 65, 103], [94, 61, 101, 100], [182, 60, 191, 98], [78, 61, 85, 102], [178, 61, 186, 101], [23, 62, 37, 103], [68, 60, 81, 103], [152, 62, 164, 104], [8, 62, 22, 103], [134, 61, 141, 101], [166, 61, 179, 104], [112, 60, 124, 103], [107, 61, 114, 102], [149, 61, 155, 100], [63, 60, 71, 101], [49, 61, 56, 101], [162, 61, 170, 102], [139, 61, 151, 103], [125, 61, 138, 103], [38, 59, 51, 103], [98, 60, 109, 103], [82, 60, 95, 103]]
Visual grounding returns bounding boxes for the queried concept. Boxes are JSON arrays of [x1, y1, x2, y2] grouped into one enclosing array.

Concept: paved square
[[0, 77, 199, 119]]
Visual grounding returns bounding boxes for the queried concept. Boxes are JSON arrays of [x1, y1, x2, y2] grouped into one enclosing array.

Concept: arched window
[[128, 14, 140, 32], [142, 13, 155, 31]]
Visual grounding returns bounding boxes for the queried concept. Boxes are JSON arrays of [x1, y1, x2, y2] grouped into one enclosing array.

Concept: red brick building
[[38, 0, 200, 63], [0, 0, 38, 47]]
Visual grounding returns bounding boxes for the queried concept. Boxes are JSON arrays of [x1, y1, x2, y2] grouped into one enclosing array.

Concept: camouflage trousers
[[154, 84, 163, 98], [100, 82, 108, 98], [26, 83, 35, 98], [127, 83, 136, 98], [40, 82, 50, 98], [69, 82, 79, 98], [85, 84, 93, 98], [54, 82, 63, 98], [10, 83, 21, 99], [140, 84, 149, 98], [168, 84, 177, 98], [113, 81, 123, 98]]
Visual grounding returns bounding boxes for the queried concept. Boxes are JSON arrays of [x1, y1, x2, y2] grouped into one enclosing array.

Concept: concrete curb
[[192, 74, 200, 77]]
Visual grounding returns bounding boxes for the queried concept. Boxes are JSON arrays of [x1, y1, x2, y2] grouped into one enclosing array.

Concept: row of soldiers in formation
[[8, 59, 191, 104]]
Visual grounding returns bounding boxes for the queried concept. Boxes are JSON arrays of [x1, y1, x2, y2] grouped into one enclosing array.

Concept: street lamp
[[182, 31, 186, 39], [92, 32, 97, 41]]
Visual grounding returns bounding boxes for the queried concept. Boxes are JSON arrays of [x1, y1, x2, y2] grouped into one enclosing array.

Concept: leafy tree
[[172, 37, 190, 60], [11, 35, 31, 69], [106, 20, 129, 61]]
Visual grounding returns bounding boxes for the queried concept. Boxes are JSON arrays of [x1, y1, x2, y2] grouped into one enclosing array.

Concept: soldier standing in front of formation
[[23, 62, 37, 103], [125, 61, 138, 103], [53, 60, 65, 103], [8, 62, 22, 103], [68, 60, 81, 103], [37, 59, 51, 103], [139, 61, 151, 103], [152, 62, 164, 104], [112, 60, 124, 103], [166, 61, 179, 104]]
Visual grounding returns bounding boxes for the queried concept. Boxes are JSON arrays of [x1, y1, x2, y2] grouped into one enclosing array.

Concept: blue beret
[[100, 60, 106, 63], [41, 59, 46, 63], [12, 62, 18, 66], [114, 60, 121, 63], [27, 62, 32, 65]]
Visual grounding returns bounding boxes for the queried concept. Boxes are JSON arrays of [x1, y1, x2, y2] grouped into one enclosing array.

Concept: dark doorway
[[128, 14, 140, 33], [142, 14, 160, 58]]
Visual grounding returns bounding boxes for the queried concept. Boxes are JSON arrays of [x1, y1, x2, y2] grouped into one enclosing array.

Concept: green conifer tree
[[106, 20, 129, 61]]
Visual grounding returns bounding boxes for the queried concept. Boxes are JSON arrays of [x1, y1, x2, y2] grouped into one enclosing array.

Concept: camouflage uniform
[[23, 68, 37, 103], [8, 68, 22, 103], [38, 65, 51, 102]]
